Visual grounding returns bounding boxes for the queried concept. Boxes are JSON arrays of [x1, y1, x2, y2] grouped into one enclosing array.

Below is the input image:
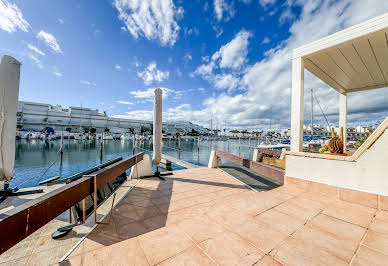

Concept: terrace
[[58, 167, 387, 265]]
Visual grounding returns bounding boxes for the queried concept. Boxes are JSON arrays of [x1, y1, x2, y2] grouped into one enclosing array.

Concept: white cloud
[[115, 64, 122, 71], [137, 62, 169, 85], [27, 44, 45, 56], [214, 74, 240, 92], [217, 30, 251, 69], [261, 37, 270, 44], [36, 30, 63, 54], [130, 87, 181, 100], [259, 0, 276, 8], [183, 53, 192, 62], [213, 0, 235, 21], [116, 100, 133, 105], [0, 0, 29, 33], [192, 30, 251, 93], [113, 0, 181, 46], [198, 87, 205, 92], [28, 54, 43, 69], [186, 0, 388, 129], [53, 71, 62, 77], [80, 80, 96, 86], [194, 30, 251, 79]]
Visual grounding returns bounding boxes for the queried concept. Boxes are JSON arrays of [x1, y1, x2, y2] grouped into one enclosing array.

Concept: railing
[[281, 116, 388, 161], [0, 152, 144, 255], [214, 150, 284, 184]]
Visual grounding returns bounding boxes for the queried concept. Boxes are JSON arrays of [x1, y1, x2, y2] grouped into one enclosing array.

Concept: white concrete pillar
[[339, 93, 347, 151], [290, 57, 304, 152]]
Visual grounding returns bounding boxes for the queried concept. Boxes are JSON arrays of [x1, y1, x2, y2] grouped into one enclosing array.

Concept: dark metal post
[[178, 137, 181, 159], [100, 133, 103, 163]]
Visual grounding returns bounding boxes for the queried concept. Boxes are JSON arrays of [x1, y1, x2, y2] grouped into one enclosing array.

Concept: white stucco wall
[[285, 129, 388, 195]]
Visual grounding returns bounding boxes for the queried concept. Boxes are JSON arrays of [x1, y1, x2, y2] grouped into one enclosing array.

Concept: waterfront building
[[17, 101, 206, 135]]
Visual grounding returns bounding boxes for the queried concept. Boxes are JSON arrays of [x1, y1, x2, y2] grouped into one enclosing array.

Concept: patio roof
[[294, 12, 388, 94]]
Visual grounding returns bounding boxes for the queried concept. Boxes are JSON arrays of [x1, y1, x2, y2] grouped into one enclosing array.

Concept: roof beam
[[346, 83, 388, 93]]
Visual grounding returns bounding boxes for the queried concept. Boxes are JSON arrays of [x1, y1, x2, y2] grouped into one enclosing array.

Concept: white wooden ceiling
[[293, 12, 388, 94]]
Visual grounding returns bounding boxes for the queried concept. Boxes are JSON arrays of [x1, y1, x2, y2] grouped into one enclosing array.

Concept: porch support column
[[339, 92, 347, 151], [290, 57, 304, 152]]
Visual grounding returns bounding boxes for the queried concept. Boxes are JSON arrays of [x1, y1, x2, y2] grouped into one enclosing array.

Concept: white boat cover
[[152, 88, 162, 166], [0, 55, 21, 182]]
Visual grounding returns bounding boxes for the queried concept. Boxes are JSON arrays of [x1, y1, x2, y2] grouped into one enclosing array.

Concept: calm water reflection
[[12, 138, 256, 188]]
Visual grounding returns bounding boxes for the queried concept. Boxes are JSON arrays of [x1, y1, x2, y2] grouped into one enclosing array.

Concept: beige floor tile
[[272, 237, 347, 266], [134, 206, 163, 220], [369, 211, 388, 234], [143, 214, 168, 231], [363, 230, 388, 254], [137, 224, 194, 265], [292, 222, 360, 263], [115, 220, 150, 239], [255, 255, 284, 266], [322, 200, 376, 227], [157, 246, 215, 266], [177, 215, 227, 243], [310, 214, 366, 243], [255, 208, 305, 235], [352, 245, 388, 266], [229, 217, 287, 253], [199, 231, 264, 266], [274, 200, 320, 222], [82, 238, 149, 266]]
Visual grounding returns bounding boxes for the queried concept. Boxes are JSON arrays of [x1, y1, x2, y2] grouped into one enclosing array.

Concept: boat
[[120, 133, 132, 140], [29, 132, 40, 139], [134, 134, 145, 141], [74, 133, 86, 140], [103, 132, 113, 140]]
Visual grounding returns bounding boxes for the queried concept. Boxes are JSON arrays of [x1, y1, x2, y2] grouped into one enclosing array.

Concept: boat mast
[[311, 88, 314, 138]]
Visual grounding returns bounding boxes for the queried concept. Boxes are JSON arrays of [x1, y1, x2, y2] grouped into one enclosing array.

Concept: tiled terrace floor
[[59, 167, 388, 265]]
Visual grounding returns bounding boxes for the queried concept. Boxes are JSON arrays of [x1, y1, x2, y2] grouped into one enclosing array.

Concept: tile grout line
[[136, 236, 151, 266], [349, 208, 378, 265], [58, 179, 141, 263]]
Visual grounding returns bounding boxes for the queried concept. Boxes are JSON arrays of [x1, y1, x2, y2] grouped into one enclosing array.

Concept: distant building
[[281, 124, 375, 140], [17, 101, 206, 135]]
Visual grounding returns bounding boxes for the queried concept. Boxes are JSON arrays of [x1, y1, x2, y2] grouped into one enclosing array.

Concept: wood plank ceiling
[[304, 29, 388, 94]]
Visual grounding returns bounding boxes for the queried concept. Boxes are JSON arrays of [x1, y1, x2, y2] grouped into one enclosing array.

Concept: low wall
[[211, 150, 284, 184], [285, 129, 388, 196]]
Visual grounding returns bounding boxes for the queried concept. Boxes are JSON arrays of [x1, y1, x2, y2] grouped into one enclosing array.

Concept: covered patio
[[290, 12, 388, 152]]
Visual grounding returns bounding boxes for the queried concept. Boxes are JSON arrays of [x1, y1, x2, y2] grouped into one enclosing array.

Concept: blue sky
[[1, 0, 388, 130]]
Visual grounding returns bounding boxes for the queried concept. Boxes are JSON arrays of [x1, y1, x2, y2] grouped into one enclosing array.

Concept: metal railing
[[0, 153, 144, 255]]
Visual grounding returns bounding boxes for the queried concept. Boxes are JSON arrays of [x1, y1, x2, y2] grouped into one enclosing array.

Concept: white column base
[[208, 150, 222, 168], [129, 154, 153, 179]]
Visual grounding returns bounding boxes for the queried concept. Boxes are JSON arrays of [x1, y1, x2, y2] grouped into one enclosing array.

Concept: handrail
[[0, 152, 144, 255], [281, 116, 388, 161]]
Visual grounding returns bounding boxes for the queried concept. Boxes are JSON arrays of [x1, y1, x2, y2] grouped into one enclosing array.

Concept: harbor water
[[12, 138, 259, 189]]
